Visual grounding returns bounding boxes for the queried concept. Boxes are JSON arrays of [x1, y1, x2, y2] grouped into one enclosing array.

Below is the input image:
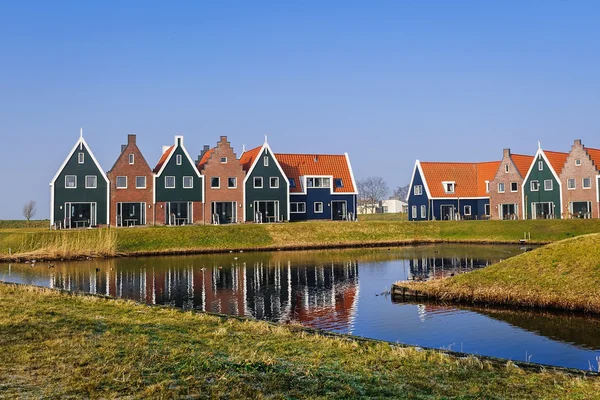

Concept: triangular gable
[[153, 136, 202, 178], [407, 160, 432, 201], [522, 147, 565, 186], [50, 136, 109, 185], [241, 141, 288, 186]]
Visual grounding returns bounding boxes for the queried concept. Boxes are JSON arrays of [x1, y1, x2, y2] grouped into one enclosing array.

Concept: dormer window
[[129, 154, 134, 164], [576, 159, 581, 166], [289, 178, 296, 188], [334, 178, 343, 188], [504, 164, 509, 173], [176, 155, 182, 165], [78, 152, 84, 164], [442, 181, 455, 194]]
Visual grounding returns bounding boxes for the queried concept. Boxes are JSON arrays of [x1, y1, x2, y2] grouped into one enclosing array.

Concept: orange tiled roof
[[510, 154, 534, 178], [197, 148, 215, 172], [586, 147, 600, 170], [544, 150, 569, 175], [420, 161, 499, 198], [153, 145, 174, 173], [275, 153, 356, 193], [239, 145, 262, 171]]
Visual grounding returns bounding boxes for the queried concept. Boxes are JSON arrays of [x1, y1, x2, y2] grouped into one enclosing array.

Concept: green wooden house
[[153, 136, 204, 225], [521, 146, 568, 219], [240, 140, 289, 222], [50, 132, 109, 228]]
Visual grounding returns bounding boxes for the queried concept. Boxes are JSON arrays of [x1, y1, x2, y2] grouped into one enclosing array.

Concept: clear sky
[[1, 1, 599, 219]]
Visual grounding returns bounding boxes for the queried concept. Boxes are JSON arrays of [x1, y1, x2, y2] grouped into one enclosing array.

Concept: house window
[[322, 178, 331, 188], [306, 177, 331, 188], [314, 202, 324, 213], [420, 205, 426, 218], [220, 157, 227, 163], [485, 181, 490, 193], [583, 177, 592, 189], [136, 176, 146, 189], [442, 181, 455, 194], [116, 176, 127, 189], [412, 205, 417, 219], [414, 185, 423, 196], [289, 178, 296, 188], [211, 177, 220, 188], [530, 180, 539, 191], [464, 205, 471, 216], [334, 178, 343, 188], [254, 177, 263, 188], [183, 176, 193, 189], [85, 175, 97, 189], [504, 164, 509, 173], [228, 177, 236, 188], [484, 204, 490, 216], [576, 159, 581, 166], [290, 202, 306, 213], [538, 161, 543, 171], [568, 178, 576, 189], [129, 154, 134, 165], [544, 179, 553, 191], [78, 153, 84, 164], [65, 175, 77, 188], [176, 154, 182, 165], [165, 176, 175, 189], [264, 156, 269, 167], [511, 182, 518, 192], [498, 183, 505, 193], [270, 177, 279, 188]]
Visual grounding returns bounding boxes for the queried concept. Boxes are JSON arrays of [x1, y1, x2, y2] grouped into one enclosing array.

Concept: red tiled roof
[[510, 154, 534, 178], [153, 145, 174, 173], [544, 150, 569, 175], [420, 161, 499, 198], [586, 147, 600, 170], [275, 153, 356, 193], [239, 145, 262, 171], [197, 148, 215, 172]]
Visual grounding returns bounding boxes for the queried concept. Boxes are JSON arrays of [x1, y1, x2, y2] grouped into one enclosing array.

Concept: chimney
[[314, 155, 318, 163], [220, 135, 227, 143], [198, 145, 210, 161], [121, 144, 127, 153], [574, 139, 582, 146], [128, 134, 136, 145], [503, 148, 511, 158]]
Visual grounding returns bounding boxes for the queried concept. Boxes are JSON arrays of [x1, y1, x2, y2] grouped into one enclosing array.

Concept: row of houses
[[407, 140, 600, 221], [50, 132, 357, 228]]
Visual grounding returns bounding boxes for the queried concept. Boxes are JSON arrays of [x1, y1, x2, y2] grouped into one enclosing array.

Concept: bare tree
[[393, 184, 410, 201], [357, 177, 389, 214], [23, 200, 36, 223]]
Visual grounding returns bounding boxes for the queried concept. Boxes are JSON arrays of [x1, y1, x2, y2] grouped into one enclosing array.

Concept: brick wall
[[559, 140, 598, 218], [489, 149, 524, 220]]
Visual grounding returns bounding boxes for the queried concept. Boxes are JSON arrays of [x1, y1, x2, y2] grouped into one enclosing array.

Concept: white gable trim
[[407, 160, 432, 202], [344, 152, 359, 195], [50, 136, 109, 185], [521, 147, 563, 219]]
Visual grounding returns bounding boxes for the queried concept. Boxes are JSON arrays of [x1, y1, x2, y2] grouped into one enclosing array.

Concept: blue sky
[[1, 1, 599, 219]]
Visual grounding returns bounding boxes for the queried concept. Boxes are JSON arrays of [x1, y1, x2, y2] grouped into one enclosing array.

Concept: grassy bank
[[2, 219, 600, 261], [0, 283, 598, 398], [0, 220, 49, 229], [393, 233, 600, 313]]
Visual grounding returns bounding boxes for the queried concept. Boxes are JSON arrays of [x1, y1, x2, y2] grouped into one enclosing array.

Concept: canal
[[1, 243, 599, 370]]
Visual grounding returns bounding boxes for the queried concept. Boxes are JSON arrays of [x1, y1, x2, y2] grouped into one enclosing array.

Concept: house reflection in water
[[49, 259, 359, 333], [408, 256, 494, 280]]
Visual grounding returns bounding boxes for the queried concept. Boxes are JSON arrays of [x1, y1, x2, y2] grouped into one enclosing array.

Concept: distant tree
[[23, 200, 36, 223], [393, 184, 410, 201], [357, 177, 389, 213]]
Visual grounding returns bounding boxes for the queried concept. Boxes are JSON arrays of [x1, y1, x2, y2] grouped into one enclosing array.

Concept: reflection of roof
[[197, 148, 215, 172], [275, 153, 356, 193], [153, 145, 174, 173], [239, 146, 262, 171], [293, 284, 357, 329], [544, 150, 569, 175], [510, 154, 534, 178], [586, 147, 600, 170], [420, 161, 499, 198]]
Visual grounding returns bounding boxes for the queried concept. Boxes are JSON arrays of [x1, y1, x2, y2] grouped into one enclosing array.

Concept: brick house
[[196, 136, 245, 224], [489, 149, 533, 220], [107, 134, 154, 226], [559, 139, 600, 219]]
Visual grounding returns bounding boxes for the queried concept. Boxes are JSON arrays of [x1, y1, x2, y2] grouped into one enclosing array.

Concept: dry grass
[[1, 282, 599, 399], [394, 233, 600, 313]]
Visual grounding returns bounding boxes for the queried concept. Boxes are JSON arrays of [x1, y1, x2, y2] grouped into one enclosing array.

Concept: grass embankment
[[0, 220, 49, 229], [0, 283, 598, 399], [394, 233, 600, 314], [2, 219, 600, 261]]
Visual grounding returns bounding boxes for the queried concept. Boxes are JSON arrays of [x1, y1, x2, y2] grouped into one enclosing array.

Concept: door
[[500, 204, 517, 220], [331, 201, 347, 220], [212, 202, 236, 224], [532, 202, 554, 219], [440, 205, 455, 220], [254, 201, 279, 223]]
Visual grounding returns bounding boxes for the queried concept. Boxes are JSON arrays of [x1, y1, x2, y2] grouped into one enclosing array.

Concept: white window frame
[[314, 202, 324, 213], [484, 204, 491, 216], [485, 181, 490, 193], [504, 164, 509, 173], [116, 176, 127, 189], [498, 182, 505, 193], [85, 175, 97, 189], [420, 205, 426, 218], [544, 179, 553, 191], [414, 185, 423, 196], [538, 161, 543, 171], [575, 159, 581, 166], [254, 177, 263, 189], [510, 182, 518, 192], [165, 176, 175, 189], [176, 154, 182, 165], [78, 152, 84, 164], [264, 156, 269, 167], [136, 176, 146, 189], [442, 181, 455, 194], [290, 202, 306, 213], [228, 177, 237, 189], [464, 205, 471, 216], [411, 205, 417, 219], [183, 176, 194, 189], [65, 175, 77, 189], [220, 157, 227, 164], [530, 180, 539, 191], [270, 177, 279, 189], [567, 178, 576, 190], [129, 154, 134, 165], [583, 177, 592, 189], [211, 177, 220, 189]]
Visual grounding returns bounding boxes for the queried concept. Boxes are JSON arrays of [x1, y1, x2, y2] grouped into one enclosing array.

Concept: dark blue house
[[407, 160, 499, 221]]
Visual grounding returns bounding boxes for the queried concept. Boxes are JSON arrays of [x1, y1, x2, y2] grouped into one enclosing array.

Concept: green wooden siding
[[244, 148, 289, 221], [154, 145, 203, 202], [523, 154, 561, 219], [53, 142, 108, 225]]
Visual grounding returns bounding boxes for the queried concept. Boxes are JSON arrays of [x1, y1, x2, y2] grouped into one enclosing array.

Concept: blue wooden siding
[[430, 198, 489, 220], [289, 191, 356, 221], [407, 167, 429, 221]]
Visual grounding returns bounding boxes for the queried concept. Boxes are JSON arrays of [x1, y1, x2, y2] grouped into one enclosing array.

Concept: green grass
[[0, 220, 49, 229], [394, 233, 600, 313], [358, 213, 409, 221], [0, 283, 598, 399], [1, 219, 600, 261]]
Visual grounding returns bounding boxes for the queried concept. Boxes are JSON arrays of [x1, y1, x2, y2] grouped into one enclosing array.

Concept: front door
[[531, 202, 554, 219], [65, 202, 95, 228], [253, 201, 279, 223], [500, 204, 517, 220], [331, 201, 347, 220], [440, 205, 455, 220]]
